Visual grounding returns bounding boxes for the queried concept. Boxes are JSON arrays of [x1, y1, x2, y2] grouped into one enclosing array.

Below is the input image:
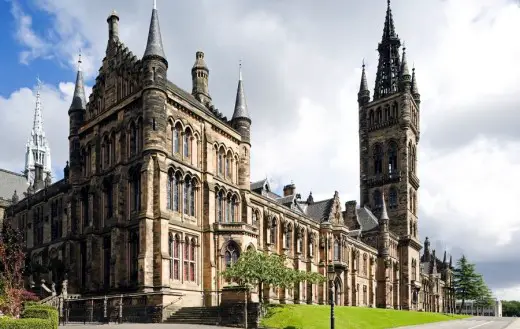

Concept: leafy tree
[[220, 249, 326, 303], [453, 255, 481, 313], [0, 221, 26, 317], [502, 300, 520, 317]]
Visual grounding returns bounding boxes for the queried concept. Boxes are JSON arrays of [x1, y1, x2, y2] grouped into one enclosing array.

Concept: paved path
[[394, 316, 517, 329]]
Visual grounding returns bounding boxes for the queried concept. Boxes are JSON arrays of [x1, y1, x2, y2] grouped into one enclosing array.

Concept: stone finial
[[306, 192, 314, 204], [11, 190, 19, 204]]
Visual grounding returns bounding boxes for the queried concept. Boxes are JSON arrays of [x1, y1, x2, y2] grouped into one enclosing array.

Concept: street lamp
[[327, 264, 336, 329]]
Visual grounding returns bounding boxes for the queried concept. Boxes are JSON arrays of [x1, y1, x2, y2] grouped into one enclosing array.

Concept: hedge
[[0, 317, 53, 329], [0, 304, 58, 329]]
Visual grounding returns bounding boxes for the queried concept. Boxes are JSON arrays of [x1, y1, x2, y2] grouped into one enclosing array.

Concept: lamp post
[[327, 264, 336, 329]]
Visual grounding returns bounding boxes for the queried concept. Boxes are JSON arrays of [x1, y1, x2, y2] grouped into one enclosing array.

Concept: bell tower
[[357, 0, 422, 310]]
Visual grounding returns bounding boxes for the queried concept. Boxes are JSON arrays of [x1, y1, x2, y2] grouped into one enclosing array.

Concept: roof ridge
[[0, 168, 25, 177]]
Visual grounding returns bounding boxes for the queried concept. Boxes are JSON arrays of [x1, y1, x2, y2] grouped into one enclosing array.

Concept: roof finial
[[239, 60, 243, 81], [78, 49, 83, 72], [362, 58, 365, 69], [36, 75, 42, 95], [153, 0, 157, 10]]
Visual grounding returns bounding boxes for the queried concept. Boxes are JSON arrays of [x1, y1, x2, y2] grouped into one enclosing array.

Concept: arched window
[[131, 170, 141, 212], [172, 125, 181, 154], [218, 149, 224, 175], [189, 179, 196, 217], [384, 105, 390, 122], [333, 239, 340, 261], [252, 211, 257, 226], [183, 130, 191, 158], [225, 156, 230, 178], [412, 146, 417, 173], [167, 171, 176, 211], [183, 177, 191, 215], [369, 110, 374, 126], [216, 190, 224, 222], [373, 144, 383, 175], [130, 123, 137, 156], [389, 187, 398, 209], [391, 102, 398, 119], [376, 107, 382, 124], [169, 233, 181, 280], [230, 196, 237, 222], [270, 218, 277, 245], [373, 189, 382, 209], [285, 226, 292, 250], [225, 242, 240, 269], [388, 142, 398, 175], [183, 238, 196, 282]]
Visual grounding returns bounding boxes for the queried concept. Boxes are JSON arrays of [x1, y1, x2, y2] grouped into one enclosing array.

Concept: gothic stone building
[[4, 1, 455, 313]]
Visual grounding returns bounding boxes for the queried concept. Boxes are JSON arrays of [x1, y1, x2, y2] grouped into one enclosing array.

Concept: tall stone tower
[[25, 78, 52, 186], [358, 0, 422, 310], [68, 55, 87, 185]]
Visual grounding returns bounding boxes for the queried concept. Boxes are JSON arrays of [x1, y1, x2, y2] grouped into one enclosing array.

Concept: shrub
[[22, 305, 58, 329], [20, 290, 39, 302], [0, 317, 53, 329]]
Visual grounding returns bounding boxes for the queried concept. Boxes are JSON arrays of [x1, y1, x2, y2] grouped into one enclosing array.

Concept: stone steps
[[165, 306, 221, 325]]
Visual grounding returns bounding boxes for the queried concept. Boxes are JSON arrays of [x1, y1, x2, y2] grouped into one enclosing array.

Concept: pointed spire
[[143, 0, 167, 62], [373, 0, 401, 100], [33, 77, 44, 134], [69, 52, 87, 112], [358, 59, 371, 105], [400, 45, 410, 80], [449, 254, 453, 268], [232, 61, 251, 121], [443, 250, 447, 264], [411, 66, 420, 98], [382, 0, 397, 41], [380, 192, 389, 221]]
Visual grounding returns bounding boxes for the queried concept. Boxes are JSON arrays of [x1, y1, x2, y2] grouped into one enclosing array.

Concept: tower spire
[[399, 44, 411, 92], [411, 65, 421, 104], [232, 61, 250, 121], [143, 0, 167, 64], [70, 52, 87, 112], [373, 0, 402, 100], [33, 77, 44, 134], [358, 59, 370, 105]]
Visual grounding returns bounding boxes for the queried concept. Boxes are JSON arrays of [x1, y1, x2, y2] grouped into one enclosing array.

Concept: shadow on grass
[[283, 327, 298, 329]]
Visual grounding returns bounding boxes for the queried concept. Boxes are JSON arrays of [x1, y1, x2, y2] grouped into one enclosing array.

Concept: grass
[[260, 304, 470, 329]]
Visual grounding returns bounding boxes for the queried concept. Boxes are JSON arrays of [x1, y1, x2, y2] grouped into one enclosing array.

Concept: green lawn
[[260, 305, 469, 329]]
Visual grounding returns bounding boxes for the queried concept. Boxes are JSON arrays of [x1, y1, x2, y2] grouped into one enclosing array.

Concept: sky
[[0, 0, 520, 300]]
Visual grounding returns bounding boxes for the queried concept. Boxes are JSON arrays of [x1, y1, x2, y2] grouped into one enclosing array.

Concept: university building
[[3, 1, 455, 314]]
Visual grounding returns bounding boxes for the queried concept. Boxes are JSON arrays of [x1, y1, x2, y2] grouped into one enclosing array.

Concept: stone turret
[[399, 45, 411, 92], [191, 51, 211, 106], [358, 60, 370, 106], [68, 54, 86, 185], [231, 63, 252, 190]]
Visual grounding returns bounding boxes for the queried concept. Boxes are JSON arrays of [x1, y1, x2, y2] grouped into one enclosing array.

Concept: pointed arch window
[[388, 142, 398, 175], [183, 131, 191, 158], [391, 102, 398, 119], [229, 195, 237, 222], [270, 218, 277, 246], [183, 237, 196, 282], [373, 144, 383, 175], [384, 105, 390, 122], [183, 177, 191, 215], [225, 155, 231, 178], [389, 187, 398, 209], [189, 179, 196, 217], [284, 226, 292, 250], [130, 123, 137, 156], [169, 233, 180, 280], [333, 239, 340, 261], [131, 170, 141, 212], [217, 149, 224, 175], [368, 110, 374, 126], [216, 190, 224, 222], [172, 125, 181, 154], [225, 242, 240, 269], [167, 171, 180, 211], [373, 189, 382, 209], [252, 211, 257, 226]]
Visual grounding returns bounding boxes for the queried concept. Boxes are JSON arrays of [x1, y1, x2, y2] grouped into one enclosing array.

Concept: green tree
[[502, 300, 520, 317], [453, 255, 481, 313], [473, 276, 494, 315], [220, 249, 325, 303]]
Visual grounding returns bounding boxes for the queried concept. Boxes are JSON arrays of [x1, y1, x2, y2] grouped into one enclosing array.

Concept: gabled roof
[[356, 207, 379, 232], [0, 169, 28, 202]]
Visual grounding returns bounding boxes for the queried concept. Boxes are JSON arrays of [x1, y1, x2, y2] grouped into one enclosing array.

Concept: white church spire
[[25, 77, 52, 188]]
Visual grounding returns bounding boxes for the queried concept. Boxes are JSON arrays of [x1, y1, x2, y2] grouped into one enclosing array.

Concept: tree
[[0, 221, 26, 317], [502, 300, 520, 317], [473, 276, 494, 315], [220, 249, 325, 303], [453, 255, 481, 313]]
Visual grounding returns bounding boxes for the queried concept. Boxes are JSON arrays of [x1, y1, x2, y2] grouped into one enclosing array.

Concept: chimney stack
[[283, 183, 296, 197]]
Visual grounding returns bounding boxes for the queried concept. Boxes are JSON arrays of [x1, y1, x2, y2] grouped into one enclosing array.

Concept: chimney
[[283, 183, 296, 197], [344, 201, 360, 229]]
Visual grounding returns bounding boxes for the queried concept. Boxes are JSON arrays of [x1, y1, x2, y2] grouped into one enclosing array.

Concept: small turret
[[107, 10, 120, 46], [431, 250, 438, 274], [64, 161, 70, 180], [423, 236, 431, 262], [411, 66, 421, 106], [231, 62, 252, 143], [379, 192, 390, 257], [68, 54, 86, 184], [142, 0, 168, 85], [399, 45, 411, 92], [358, 60, 370, 106], [307, 192, 314, 205], [191, 51, 211, 106]]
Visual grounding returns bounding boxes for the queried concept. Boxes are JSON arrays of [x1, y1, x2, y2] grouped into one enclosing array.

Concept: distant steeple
[[373, 0, 402, 100], [69, 53, 87, 112], [25, 77, 52, 186], [358, 59, 370, 105], [232, 62, 251, 122], [143, 0, 167, 65]]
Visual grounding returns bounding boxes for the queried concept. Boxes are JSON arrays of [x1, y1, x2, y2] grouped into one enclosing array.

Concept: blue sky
[[0, 0, 85, 96]]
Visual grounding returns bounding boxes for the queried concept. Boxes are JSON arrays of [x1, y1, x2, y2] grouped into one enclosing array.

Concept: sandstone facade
[[4, 1, 454, 313]]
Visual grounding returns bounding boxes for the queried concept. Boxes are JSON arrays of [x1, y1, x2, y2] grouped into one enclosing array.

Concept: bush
[[22, 305, 58, 329], [0, 317, 53, 329]]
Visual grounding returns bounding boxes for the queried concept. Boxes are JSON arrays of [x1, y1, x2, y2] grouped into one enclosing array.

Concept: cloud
[[2, 0, 520, 297]]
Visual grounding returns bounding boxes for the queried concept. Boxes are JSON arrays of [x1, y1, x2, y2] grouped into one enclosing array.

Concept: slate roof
[[0, 169, 28, 202], [356, 207, 379, 232], [304, 199, 334, 222]]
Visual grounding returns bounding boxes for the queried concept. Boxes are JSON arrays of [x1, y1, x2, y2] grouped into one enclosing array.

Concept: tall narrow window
[[130, 123, 137, 156], [374, 144, 383, 175], [230, 196, 236, 222], [173, 126, 180, 154], [389, 187, 398, 209], [183, 131, 190, 158], [103, 236, 111, 289], [131, 172, 141, 212], [373, 189, 382, 209], [225, 156, 230, 178], [106, 184, 113, 219], [270, 219, 277, 245], [169, 233, 174, 279], [129, 231, 139, 282], [189, 238, 196, 281], [388, 142, 398, 175], [167, 172, 172, 210], [216, 191, 223, 222], [333, 239, 340, 261], [183, 237, 189, 281], [167, 171, 178, 211], [218, 151, 224, 175], [225, 242, 240, 269], [189, 180, 195, 216], [173, 174, 179, 211], [184, 178, 191, 215]]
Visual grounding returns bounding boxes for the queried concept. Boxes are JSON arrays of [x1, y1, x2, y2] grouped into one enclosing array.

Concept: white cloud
[[2, 0, 520, 296]]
